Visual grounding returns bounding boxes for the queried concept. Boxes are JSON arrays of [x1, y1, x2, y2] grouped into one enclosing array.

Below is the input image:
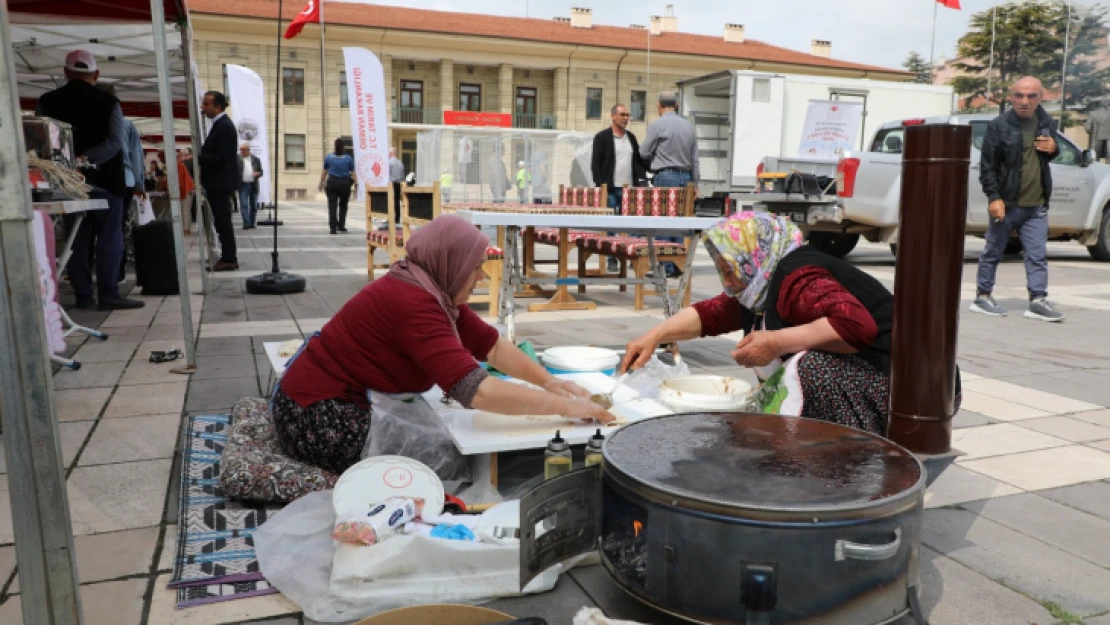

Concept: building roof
[[187, 0, 906, 76]]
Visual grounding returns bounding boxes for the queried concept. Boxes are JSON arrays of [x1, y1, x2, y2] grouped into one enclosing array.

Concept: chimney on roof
[[649, 16, 663, 36], [570, 7, 593, 29], [724, 23, 745, 43], [630, 24, 645, 30], [553, 16, 570, 24], [661, 4, 678, 33], [811, 39, 832, 58]]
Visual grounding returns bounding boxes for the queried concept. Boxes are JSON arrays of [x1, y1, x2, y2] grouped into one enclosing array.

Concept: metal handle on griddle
[[834, 528, 901, 562]]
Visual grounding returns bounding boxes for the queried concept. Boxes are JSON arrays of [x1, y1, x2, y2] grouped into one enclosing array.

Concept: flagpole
[[1061, 0, 1072, 126], [987, 5, 997, 111], [929, 0, 939, 71], [320, 0, 328, 160]]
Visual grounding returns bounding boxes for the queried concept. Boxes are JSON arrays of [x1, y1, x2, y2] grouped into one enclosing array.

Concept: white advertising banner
[[32, 211, 66, 355], [343, 47, 390, 198], [797, 100, 865, 158], [226, 64, 272, 204]]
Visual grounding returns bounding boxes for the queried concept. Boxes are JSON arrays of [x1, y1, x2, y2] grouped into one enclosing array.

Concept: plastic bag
[[365, 391, 470, 483], [136, 195, 155, 226], [254, 490, 568, 623], [622, 357, 690, 399]]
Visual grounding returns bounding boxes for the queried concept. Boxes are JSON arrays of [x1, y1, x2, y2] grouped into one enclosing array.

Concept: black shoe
[[75, 297, 96, 310], [338, 227, 348, 232], [330, 229, 338, 235], [98, 297, 146, 311]]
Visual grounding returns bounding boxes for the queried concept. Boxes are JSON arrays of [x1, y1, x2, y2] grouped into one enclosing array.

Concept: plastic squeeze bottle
[[584, 429, 605, 468], [544, 430, 573, 479]]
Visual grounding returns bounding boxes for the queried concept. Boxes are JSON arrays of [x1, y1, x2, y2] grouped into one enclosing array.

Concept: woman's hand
[[562, 397, 617, 425], [543, 379, 591, 400], [621, 331, 661, 373], [731, 331, 782, 367]]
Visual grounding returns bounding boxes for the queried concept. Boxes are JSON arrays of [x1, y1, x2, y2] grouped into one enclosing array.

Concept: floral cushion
[[535, 228, 601, 244], [587, 236, 687, 257], [367, 231, 403, 246], [218, 397, 339, 503], [485, 245, 504, 258]]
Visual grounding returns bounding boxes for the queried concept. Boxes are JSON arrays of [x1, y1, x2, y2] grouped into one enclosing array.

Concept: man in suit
[[237, 142, 263, 230], [199, 91, 239, 271], [592, 103, 647, 272], [1086, 101, 1110, 163]]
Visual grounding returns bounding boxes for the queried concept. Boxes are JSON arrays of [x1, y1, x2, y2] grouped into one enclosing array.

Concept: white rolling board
[[428, 372, 675, 455]]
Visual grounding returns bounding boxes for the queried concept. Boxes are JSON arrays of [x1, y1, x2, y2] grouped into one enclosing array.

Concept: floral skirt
[[271, 387, 371, 474]]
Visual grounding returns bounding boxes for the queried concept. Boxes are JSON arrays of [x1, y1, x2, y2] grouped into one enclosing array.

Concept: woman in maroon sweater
[[275, 215, 614, 474], [622, 213, 958, 436]]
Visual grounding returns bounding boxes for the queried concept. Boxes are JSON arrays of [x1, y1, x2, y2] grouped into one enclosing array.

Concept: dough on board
[[470, 411, 581, 437]]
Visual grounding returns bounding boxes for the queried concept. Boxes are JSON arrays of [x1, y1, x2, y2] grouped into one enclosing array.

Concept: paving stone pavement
[[3, 202, 1110, 624]]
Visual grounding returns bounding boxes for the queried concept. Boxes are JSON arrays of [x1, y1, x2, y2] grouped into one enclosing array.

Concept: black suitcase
[[132, 219, 179, 295]]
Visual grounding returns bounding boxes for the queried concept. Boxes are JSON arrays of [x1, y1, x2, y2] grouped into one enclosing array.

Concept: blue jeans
[[976, 205, 1049, 299], [66, 189, 125, 301], [238, 187, 258, 228], [651, 170, 693, 273]]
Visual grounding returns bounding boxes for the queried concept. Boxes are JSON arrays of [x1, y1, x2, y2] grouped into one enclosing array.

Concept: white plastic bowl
[[658, 375, 753, 413], [541, 346, 621, 373]]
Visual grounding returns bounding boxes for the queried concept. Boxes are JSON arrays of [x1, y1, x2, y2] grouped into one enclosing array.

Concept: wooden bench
[[527, 184, 609, 272], [366, 184, 402, 280], [577, 184, 697, 310], [401, 183, 503, 318]]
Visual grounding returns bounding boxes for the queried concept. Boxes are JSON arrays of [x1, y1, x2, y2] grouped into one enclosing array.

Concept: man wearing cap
[[37, 50, 145, 310], [199, 91, 239, 271]]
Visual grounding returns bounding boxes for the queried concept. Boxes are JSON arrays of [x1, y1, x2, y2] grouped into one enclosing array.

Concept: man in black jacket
[[199, 91, 239, 271], [973, 76, 1063, 322], [592, 103, 647, 271]]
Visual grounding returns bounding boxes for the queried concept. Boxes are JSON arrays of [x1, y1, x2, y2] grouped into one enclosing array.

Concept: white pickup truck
[[745, 114, 1110, 261]]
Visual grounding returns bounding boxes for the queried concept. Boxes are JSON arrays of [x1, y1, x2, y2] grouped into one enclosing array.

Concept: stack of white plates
[[540, 346, 621, 375]]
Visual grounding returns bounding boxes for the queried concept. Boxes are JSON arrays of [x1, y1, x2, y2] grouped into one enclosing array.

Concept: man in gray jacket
[[640, 91, 699, 277], [1086, 102, 1110, 163]]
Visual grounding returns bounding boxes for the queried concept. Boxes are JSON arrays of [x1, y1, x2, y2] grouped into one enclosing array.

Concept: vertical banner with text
[[226, 64, 272, 204], [32, 211, 65, 354], [797, 100, 865, 158], [343, 47, 390, 199]]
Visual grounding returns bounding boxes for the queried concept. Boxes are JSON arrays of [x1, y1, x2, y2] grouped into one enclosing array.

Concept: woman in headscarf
[[621, 212, 959, 436], [274, 215, 614, 475]]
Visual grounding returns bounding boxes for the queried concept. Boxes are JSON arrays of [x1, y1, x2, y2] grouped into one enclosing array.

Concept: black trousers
[[392, 182, 402, 223], [207, 190, 238, 263], [326, 177, 353, 232]]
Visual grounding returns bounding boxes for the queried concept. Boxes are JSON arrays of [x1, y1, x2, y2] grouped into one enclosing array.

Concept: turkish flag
[[937, 0, 961, 8], [284, 0, 320, 39]]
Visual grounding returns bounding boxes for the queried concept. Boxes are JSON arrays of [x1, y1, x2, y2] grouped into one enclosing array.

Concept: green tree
[[903, 51, 932, 84], [950, 1, 1067, 114], [1059, 4, 1110, 120]]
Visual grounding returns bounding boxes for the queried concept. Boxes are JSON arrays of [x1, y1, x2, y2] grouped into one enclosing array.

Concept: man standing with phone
[[972, 76, 1064, 322]]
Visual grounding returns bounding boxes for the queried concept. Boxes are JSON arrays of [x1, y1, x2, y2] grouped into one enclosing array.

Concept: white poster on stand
[[343, 47, 390, 199], [797, 100, 864, 158], [32, 211, 65, 355], [226, 64, 272, 204]]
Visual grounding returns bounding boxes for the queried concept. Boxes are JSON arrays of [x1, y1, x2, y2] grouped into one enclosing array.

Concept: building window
[[752, 78, 771, 103], [630, 90, 646, 121], [459, 83, 482, 111], [285, 134, 306, 170], [586, 87, 603, 120], [283, 68, 305, 105], [515, 87, 537, 128], [339, 71, 349, 108], [399, 80, 424, 123]]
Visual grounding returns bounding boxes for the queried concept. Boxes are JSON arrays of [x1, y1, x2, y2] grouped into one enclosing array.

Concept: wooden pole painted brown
[[887, 124, 971, 454]]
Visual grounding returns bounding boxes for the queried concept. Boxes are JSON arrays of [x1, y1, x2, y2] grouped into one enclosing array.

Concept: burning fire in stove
[[602, 486, 650, 587], [633, 520, 643, 538]]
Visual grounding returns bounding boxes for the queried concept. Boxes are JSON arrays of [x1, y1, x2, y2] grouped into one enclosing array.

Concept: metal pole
[[320, 0, 328, 160], [0, 0, 83, 622], [1061, 0, 1072, 126], [929, 0, 938, 71], [150, 0, 198, 371], [182, 26, 210, 294], [273, 0, 284, 273], [987, 6, 997, 110]]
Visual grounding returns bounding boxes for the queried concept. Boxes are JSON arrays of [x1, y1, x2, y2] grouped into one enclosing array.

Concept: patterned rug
[[170, 414, 283, 607]]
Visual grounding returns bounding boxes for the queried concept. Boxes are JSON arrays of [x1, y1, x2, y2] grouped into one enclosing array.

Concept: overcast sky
[[332, 0, 1042, 71]]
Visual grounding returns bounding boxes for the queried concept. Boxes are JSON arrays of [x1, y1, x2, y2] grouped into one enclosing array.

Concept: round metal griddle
[[602, 412, 924, 516]]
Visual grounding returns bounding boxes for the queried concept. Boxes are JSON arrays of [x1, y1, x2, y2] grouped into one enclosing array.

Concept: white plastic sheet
[[622, 358, 690, 399]]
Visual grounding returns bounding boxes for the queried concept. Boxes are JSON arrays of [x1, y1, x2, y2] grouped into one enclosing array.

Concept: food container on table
[[333, 456, 445, 519], [657, 375, 752, 412], [518, 413, 927, 625], [540, 346, 621, 375], [23, 116, 75, 166]]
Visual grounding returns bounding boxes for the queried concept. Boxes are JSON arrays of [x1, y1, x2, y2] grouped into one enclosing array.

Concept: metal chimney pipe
[[887, 124, 971, 455]]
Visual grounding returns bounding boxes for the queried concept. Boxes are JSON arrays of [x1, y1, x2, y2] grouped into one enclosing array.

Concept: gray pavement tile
[[961, 493, 1110, 567], [485, 573, 600, 623], [568, 564, 689, 624], [1084, 613, 1110, 625], [999, 374, 1110, 409], [71, 339, 141, 364], [953, 409, 991, 429], [53, 385, 113, 421], [163, 445, 182, 525], [52, 360, 127, 390], [921, 507, 1110, 617], [914, 546, 1053, 625], [78, 414, 180, 466], [191, 354, 259, 382], [1039, 481, 1110, 520], [248, 619, 302, 625], [185, 376, 261, 413], [0, 421, 91, 474], [67, 459, 172, 536]]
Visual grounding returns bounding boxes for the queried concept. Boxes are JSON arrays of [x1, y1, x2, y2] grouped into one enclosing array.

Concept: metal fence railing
[[393, 107, 442, 125], [512, 114, 558, 130]]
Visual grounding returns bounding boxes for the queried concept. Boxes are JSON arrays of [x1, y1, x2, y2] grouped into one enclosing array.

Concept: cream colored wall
[[192, 14, 908, 200]]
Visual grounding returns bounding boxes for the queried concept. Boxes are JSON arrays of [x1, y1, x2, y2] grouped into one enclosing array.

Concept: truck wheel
[[1088, 208, 1110, 261], [808, 232, 860, 258]]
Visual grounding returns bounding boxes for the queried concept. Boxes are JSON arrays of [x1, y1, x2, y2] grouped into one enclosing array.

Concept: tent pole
[[182, 26, 210, 294], [150, 0, 197, 371], [0, 1, 83, 623]]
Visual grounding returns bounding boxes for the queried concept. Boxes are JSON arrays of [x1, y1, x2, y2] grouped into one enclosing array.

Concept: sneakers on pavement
[[1025, 298, 1065, 322], [98, 297, 146, 311], [970, 294, 1007, 317]]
